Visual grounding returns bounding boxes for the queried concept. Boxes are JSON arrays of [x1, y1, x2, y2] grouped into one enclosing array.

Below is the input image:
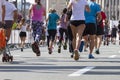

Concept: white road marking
[[119, 51, 120, 53], [109, 55, 117, 58], [68, 66, 95, 77]]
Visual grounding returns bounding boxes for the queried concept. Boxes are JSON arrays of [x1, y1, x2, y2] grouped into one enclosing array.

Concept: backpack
[[0, 28, 6, 50]]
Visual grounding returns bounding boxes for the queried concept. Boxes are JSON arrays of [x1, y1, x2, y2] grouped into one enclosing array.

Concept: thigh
[[70, 25, 76, 38], [59, 28, 64, 37], [77, 24, 85, 36], [67, 26, 73, 40], [48, 30, 57, 39]]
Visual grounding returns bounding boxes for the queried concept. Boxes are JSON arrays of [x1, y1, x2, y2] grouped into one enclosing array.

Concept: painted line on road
[[119, 51, 120, 53], [68, 66, 95, 77], [109, 55, 117, 58]]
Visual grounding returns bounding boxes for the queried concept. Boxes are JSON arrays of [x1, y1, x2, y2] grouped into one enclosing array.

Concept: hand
[[1, 20, 5, 24]]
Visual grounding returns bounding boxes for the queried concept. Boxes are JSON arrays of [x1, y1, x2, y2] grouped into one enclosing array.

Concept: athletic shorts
[[4, 20, 13, 29], [96, 25, 104, 35], [19, 32, 27, 37], [47, 30, 57, 42], [83, 23, 96, 36], [70, 20, 85, 27]]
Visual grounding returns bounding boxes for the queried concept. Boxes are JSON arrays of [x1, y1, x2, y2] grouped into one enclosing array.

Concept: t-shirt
[[59, 14, 67, 29], [5, 1, 17, 20], [85, 1, 101, 23], [69, 0, 87, 20], [20, 24, 27, 32], [47, 13, 59, 30], [0, 0, 5, 21]]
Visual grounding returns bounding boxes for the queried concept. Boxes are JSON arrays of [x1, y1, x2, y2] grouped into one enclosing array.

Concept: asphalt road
[[0, 42, 120, 80]]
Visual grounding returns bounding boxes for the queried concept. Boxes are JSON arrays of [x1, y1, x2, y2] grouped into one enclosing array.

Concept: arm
[[85, 5, 90, 12], [64, 14, 67, 23], [2, 5, 5, 23], [13, 10, 18, 22], [46, 16, 49, 22], [17, 20, 23, 29], [97, 12, 102, 22], [43, 7, 46, 17], [28, 5, 33, 19], [67, 1, 72, 11]]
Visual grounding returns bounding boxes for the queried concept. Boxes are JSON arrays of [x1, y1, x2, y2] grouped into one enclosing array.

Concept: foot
[[58, 46, 61, 53], [63, 43, 67, 50], [32, 42, 40, 56], [84, 49, 88, 52], [48, 47, 52, 54], [95, 49, 100, 54], [73, 50, 79, 61], [88, 54, 95, 59], [21, 48, 23, 52]]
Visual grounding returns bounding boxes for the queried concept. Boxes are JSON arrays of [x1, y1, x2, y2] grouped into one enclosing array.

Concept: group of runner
[[1, 0, 120, 61]]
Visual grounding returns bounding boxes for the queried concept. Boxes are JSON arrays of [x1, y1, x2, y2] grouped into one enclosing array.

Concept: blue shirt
[[47, 13, 59, 30], [85, 1, 101, 23]]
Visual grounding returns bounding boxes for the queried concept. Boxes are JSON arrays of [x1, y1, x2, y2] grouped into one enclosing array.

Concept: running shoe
[[21, 48, 23, 52], [88, 54, 95, 59], [73, 50, 79, 61], [95, 49, 100, 54]]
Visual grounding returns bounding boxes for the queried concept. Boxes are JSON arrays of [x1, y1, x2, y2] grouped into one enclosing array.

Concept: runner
[[83, 0, 101, 59], [29, 0, 46, 56], [58, 8, 68, 53], [95, 9, 107, 54], [5, 0, 17, 42], [67, 0, 90, 60], [46, 9, 59, 54]]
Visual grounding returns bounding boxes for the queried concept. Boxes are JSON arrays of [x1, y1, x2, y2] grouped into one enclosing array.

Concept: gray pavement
[[0, 42, 120, 80]]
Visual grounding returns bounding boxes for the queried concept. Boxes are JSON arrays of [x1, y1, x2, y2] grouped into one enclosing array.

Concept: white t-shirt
[[69, 0, 87, 20], [20, 24, 27, 32], [5, 1, 17, 20], [0, 0, 5, 21]]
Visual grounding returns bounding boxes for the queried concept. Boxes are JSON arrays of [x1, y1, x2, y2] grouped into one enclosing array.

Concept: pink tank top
[[31, 5, 45, 21]]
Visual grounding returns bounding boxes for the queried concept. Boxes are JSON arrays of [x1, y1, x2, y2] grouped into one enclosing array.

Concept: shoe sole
[[48, 48, 52, 54], [95, 51, 100, 54], [32, 43, 40, 56], [74, 50, 79, 61]]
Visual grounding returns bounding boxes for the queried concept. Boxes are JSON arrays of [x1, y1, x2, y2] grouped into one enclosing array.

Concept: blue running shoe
[[89, 54, 95, 59]]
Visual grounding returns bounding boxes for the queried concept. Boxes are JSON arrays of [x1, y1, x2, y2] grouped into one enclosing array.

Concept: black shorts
[[5, 20, 13, 29], [19, 32, 27, 37], [47, 30, 57, 41], [70, 20, 85, 27], [83, 23, 96, 36], [96, 26, 104, 35]]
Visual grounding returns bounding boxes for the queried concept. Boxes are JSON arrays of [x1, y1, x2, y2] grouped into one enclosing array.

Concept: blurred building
[[12, 0, 68, 17], [11, 0, 120, 20], [96, 0, 120, 20], [46, 0, 67, 15]]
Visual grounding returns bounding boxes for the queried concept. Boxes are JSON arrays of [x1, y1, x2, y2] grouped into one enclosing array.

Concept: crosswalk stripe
[[68, 66, 95, 77], [109, 55, 117, 58]]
